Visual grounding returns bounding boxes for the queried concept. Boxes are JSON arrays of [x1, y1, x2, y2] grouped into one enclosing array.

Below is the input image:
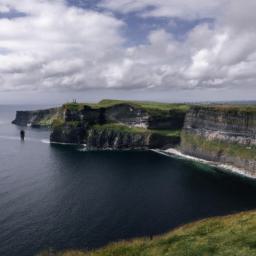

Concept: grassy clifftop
[[38, 211, 256, 256], [92, 124, 181, 138], [63, 99, 190, 114], [192, 104, 256, 114]]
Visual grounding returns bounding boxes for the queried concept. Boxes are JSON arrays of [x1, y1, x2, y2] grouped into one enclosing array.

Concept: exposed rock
[[181, 106, 256, 176], [50, 123, 86, 144], [12, 108, 61, 127], [148, 110, 186, 130], [12, 101, 256, 178], [85, 127, 179, 150], [104, 104, 149, 128], [86, 128, 151, 150], [47, 103, 184, 149]]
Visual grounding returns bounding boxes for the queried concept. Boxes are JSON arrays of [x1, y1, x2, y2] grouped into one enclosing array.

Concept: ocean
[[1, 105, 256, 256]]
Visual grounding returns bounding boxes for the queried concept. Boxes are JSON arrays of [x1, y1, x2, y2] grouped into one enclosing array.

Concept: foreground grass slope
[[38, 211, 256, 256]]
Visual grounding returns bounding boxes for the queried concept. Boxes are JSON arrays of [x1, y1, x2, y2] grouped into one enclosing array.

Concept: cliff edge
[[49, 100, 187, 149], [180, 105, 256, 176], [12, 100, 256, 177]]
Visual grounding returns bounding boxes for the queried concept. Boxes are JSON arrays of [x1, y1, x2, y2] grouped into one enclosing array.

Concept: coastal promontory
[[13, 100, 256, 177]]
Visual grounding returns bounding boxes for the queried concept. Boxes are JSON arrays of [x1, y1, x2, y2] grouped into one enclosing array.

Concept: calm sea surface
[[1, 105, 256, 256]]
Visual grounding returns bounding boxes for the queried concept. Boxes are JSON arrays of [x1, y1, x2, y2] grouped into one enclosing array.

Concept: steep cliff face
[[47, 101, 186, 149], [181, 106, 256, 176], [12, 101, 256, 176], [104, 104, 149, 128], [85, 125, 180, 150], [12, 100, 186, 149], [86, 127, 151, 150], [12, 108, 62, 127], [50, 123, 86, 144], [50, 123, 180, 149], [148, 110, 186, 130]]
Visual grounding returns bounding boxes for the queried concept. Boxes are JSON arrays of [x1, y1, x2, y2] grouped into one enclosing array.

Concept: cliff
[[12, 107, 62, 127], [13, 101, 256, 177], [181, 105, 256, 176], [49, 100, 186, 149], [12, 100, 187, 149]]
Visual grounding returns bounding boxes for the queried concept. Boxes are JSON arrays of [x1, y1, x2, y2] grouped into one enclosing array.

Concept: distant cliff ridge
[[12, 100, 256, 177], [12, 108, 62, 127]]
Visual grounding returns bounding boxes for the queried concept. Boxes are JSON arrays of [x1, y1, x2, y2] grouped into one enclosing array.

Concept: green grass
[[193, 104, 256, 114], [63, 99, 190, 115], [151, 129, 181, 138], [97, 99, 190, 111], [52, 118, 65, 128], [63, 102, 86, 111], [37, 210, 256, 256], [28, 109, 63, 127], [92, 123, 151, 134], [181, 132, 256, 161]]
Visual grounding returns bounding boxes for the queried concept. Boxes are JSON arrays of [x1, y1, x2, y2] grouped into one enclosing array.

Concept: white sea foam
[[77, 146, 87, 152], [152, 148, 256, 180], [49, 140, 87, 147], [41, 139, 50, 144]]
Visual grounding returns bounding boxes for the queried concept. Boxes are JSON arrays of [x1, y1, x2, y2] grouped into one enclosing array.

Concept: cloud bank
[[0, 0, 256, 94]]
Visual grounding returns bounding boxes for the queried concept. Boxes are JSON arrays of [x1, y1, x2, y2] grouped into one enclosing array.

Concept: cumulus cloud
[[0, 0, 124, 91], [0, 0, 256, 93]]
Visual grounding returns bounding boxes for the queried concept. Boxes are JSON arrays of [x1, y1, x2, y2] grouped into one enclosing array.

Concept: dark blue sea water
[[1, 105, 256, 256]]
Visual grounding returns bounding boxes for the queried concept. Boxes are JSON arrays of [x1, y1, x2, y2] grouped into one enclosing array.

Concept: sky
[[0, 0, 256, 104]]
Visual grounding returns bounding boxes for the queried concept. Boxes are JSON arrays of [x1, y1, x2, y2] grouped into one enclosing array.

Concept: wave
[[77, 146, 87, 152], [152, 148, 256, 180], [41, 139, 50, 144]]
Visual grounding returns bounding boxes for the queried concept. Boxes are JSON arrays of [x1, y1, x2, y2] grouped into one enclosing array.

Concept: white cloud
[[0, 0, 124, 91], [0, 0, 256, 94]]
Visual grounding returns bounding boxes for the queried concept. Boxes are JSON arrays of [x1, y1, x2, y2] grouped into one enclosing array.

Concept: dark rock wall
[[148, 110, 186, 130], [181, 106, 256, 176], [184, 106, 256, 141], [50, 123, 86, 144], [86, 128, 151, 150]]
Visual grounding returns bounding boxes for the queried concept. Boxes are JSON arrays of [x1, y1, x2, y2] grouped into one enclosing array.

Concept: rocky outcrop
[[85, 127, 179, 150], [63, 104, 186, 130], [50, 123, 86, 144], [12, 108, 61, 127], [181, 106, 256, 176], [50, 124, 180, 150], [12, 101, 256, 177], [104, 104, 149, 128], [86, 128, 151, 150], [48, 103, 185, 149]]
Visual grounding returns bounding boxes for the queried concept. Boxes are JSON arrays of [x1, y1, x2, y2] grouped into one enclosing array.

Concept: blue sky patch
[[66, 0, 214, 45]]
